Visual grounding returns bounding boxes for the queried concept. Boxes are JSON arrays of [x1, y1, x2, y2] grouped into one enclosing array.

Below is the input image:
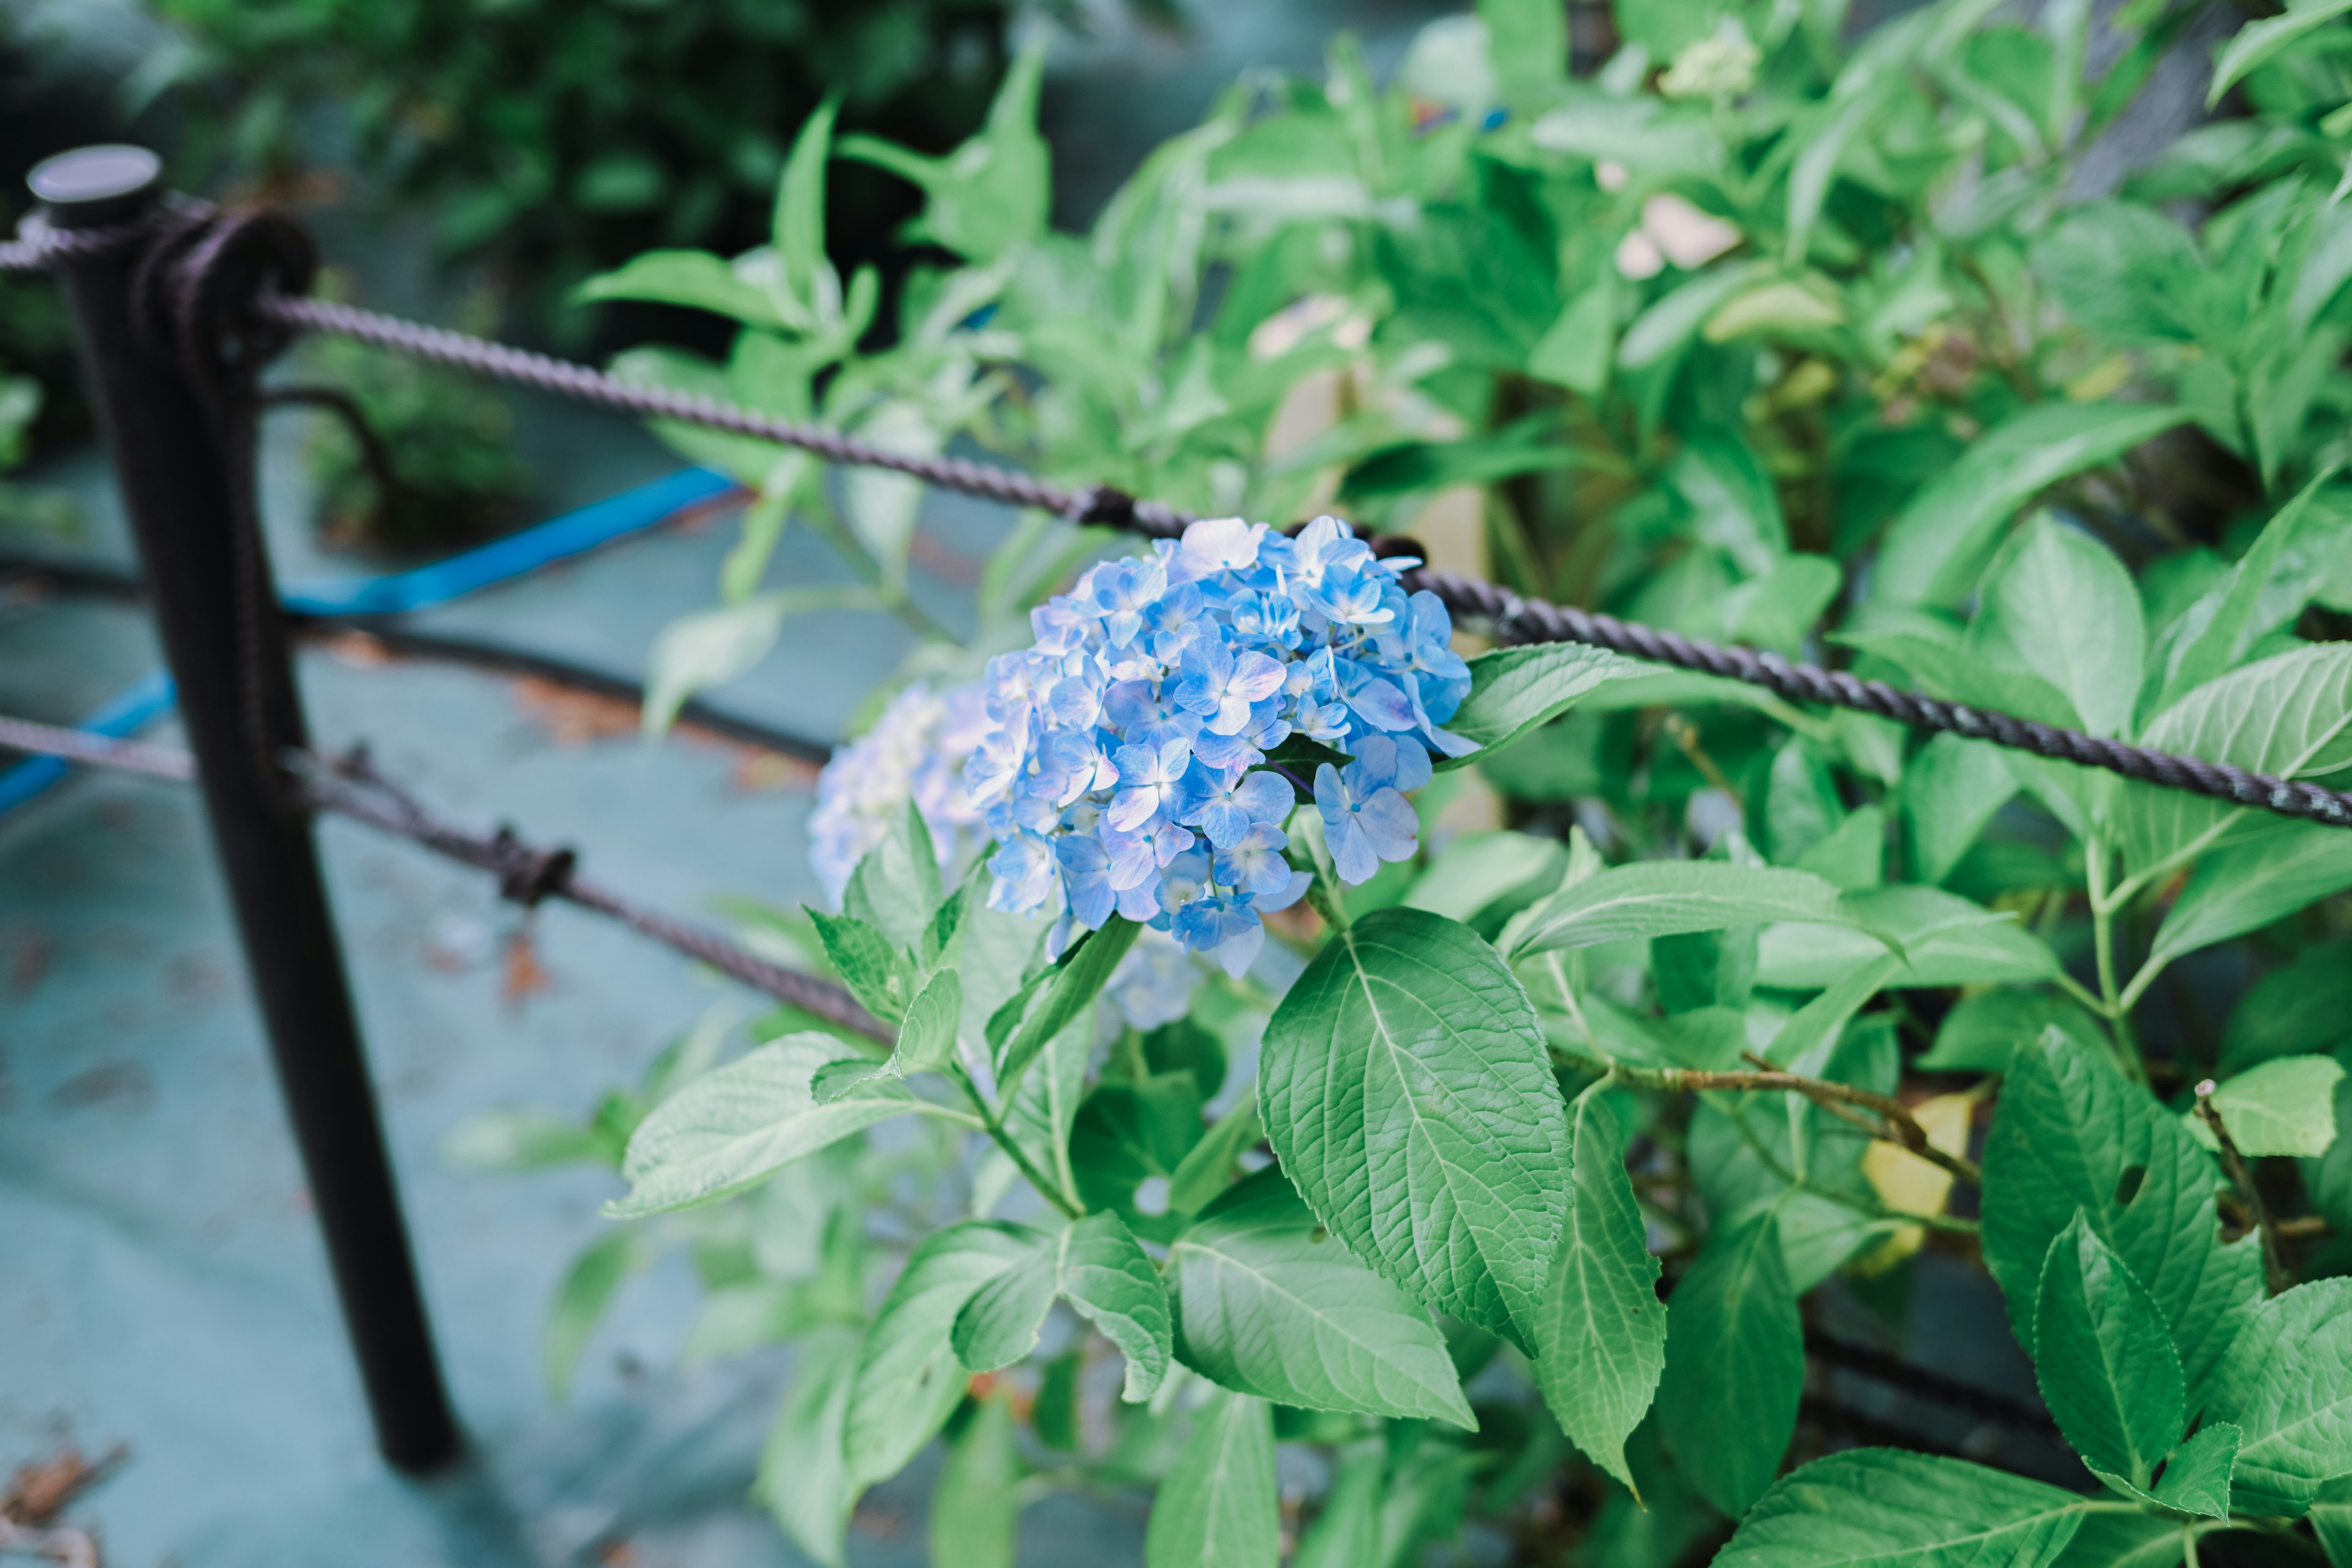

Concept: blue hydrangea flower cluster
[[964, 514, 1475, 977], [808, 683, 990, 906]]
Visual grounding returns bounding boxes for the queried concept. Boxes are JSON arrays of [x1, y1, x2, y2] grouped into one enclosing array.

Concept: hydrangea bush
[[453, 2, 2352, 1565]]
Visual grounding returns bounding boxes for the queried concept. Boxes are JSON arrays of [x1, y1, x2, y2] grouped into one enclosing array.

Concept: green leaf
[[1166, 1090, 1262, 1219], [1057, 1211, 1174, 1401], [1913, 989, 2106, 1074], [755, 1327, 861, 1568], [1527, 277, 1618, 396], [1838, 626, 2086, 733], [1169, 1167, 1474, 1427], [1005, 1004, 1096, 1218], [2147, 1422, 2239, 1520], [929, 1393, 1022, 1568], [2034, 1213, 2185, 1488], [952, 1233, 1059, 1372], [1291, 1440, 1385, 1568], [607, 1035, 922, 1217], [2151, 472, 2339, 712], [643, 598, 786, 736], [1534, 1087, 1668, 1494], [1901, 734, 2020, 886], [1509, 861, 1847, 960], [2149, 826, 2352, 967], [1259, 907, 1569, 1350], [1443, 642, 1656, 759], [1872, 403, 2188, 609], [845, 800, 943, 952], [2225, 941, 2352, 1072], [1716, 1450, 2089, 1568], [1981, 1030, 2262, 1411], [2120, 644, 2352, 878], [545, 1231, 641, 1400], [889, 968, 963, 1077], [1983, 516, 2146, 738], [2207, 1278, 2352, 1516], [843, 1221, 1035, 1488], [443, 1107, 610, 1170], [837, 37, 1049, 263], [2209, 0, 2352, 105], [2203, 1054, 2345, 1158], [2313, 1477, 2352, 1566], [805, 907, 916, 1023], [1619, 262, 1769, 370], [1757, 884, 2059, 989], [995, 918, 1142, 1090], [1656, 1208, 1805, 1519], [769, 96, 842, 334], [575, 249, 786, 328], [2049, 1509, 2192, 1567], [1145, 1389, 1280, 1568]]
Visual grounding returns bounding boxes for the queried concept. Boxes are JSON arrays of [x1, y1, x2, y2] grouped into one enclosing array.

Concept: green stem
[[2084, 838, 2151, 1086], [953, 1065, 1081, 1221]]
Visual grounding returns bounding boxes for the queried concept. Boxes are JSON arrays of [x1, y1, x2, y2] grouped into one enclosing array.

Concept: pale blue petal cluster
[[965, 514, 1474, 976], [809, 683, 992, 905]]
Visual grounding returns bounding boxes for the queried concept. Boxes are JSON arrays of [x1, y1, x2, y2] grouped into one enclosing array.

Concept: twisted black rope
[[15, 206, 2352, 827]]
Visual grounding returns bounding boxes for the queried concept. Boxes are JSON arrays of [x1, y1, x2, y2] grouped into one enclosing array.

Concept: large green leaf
[[1259, 907, 1568, 1349], [608, 1035, 924, 1217], [1981, 1031, 2262, 1410], [2034, 1213, 2184, 1489], [1144, 1389, 1280, 1568], [1901, 734, 2019, 886], [1169, 1167, 1474, 1427], [1757, 884, 2059, 989], [1533, 1087, 1667, 1493], [1508, 862, 1847, 960], [1983, 516, 2146, 738], [1872, 403, 2188, 608], [843, 1221, 1035, 1488], [2119, 644, 2352, 878], [844, 799, 943, 952], [1715, 1450, 2089, 1568], [1656, 1208, 1804, 1520], [2207, 1278, 2352, 1516], [1057, 1212, 1174, 1401], [1443, 643, 1654, 760]]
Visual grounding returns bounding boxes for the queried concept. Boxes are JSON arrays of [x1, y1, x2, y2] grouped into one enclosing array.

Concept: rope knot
[[487, 827, 575, 909]]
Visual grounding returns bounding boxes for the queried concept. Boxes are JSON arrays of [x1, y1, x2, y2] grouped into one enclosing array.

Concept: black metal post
[[29, 146, 460, 1472]]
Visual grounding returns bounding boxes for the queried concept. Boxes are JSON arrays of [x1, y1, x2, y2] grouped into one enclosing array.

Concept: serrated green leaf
[[1716, 1449, 2089, 1568], [1260, 907, 1568, 1350], [2034, 1212, 2185, 1488], [2150, 471, 2339, 712], [1757, 884, 2059, 989], [843, 1221, 1036, 1488], [1442, 642, 1656, 760], [1913, 989, 2106, 1074], [2207, 1278, 2352, 1516], [2149, 825, 2352, 967], [845, 800, 943, 952], [953, 1233, 1058, 1373], [1534, 1086, 1667, 1494], [996, 918, 1141, 1090], [1169, 1167, 1474, 1427], [1656, 1207, 1804, 1519], [608, 1035, 922, 1217], [2146, 1422, 2238, 1520], [2119, 644, 2352, 878], [929, 1392, 1022, 1568], [1873, 403, 2188, 609], [1057, 1211, 1173, 1401], [1508, 862, 1847, 960], [805, 907, 916, 1023], [755, 1327, 861, 1568], [1983, 515, 2146, 739], [1145, 1389, 1280, 1568], [1981, 1030, 2263, 1411], [888, 967, 963, 1077]]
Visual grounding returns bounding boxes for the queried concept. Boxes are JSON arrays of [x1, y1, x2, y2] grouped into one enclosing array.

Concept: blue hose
[[0, 466, 736, 818]]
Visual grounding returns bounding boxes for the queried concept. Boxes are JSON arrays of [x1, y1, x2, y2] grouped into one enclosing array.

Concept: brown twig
[[2195, 1080, 2291, 1294]]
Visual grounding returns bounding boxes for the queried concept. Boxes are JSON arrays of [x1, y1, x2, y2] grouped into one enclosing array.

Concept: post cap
[[28, 145, 163, 225]]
